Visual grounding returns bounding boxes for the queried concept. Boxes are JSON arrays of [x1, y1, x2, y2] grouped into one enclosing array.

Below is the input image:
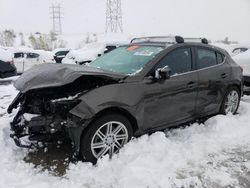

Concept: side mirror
[[155, 66, 171, 80]]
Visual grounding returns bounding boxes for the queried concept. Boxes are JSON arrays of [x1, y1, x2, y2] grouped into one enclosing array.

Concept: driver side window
[[154, 47, 192, 76]]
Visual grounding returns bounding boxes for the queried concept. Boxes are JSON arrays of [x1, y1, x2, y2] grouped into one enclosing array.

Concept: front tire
[[80, 113, 133, 164], [220, 87, 240, 115]]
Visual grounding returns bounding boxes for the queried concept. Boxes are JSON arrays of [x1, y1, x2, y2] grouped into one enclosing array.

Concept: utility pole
[[50, 5, 63, 35], [105, 0, 123, 33]]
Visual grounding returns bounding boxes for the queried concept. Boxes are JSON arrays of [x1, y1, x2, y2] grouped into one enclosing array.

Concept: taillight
[[240, 66, 243, 73], [7, 61, 14, 65]]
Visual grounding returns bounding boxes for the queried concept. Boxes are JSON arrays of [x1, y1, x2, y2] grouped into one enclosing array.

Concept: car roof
[[125, 41, 227, 55], [127, 36, 228, 55]]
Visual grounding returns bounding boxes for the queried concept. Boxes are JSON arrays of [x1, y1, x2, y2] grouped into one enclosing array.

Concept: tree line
[[0, 30, 66, 50]]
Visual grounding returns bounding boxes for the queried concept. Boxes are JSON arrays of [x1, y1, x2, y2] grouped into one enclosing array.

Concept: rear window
[[104, 46, 117, 54], [26, 53, 39, 59], [232, 48, 248, 55], [55, 51, 69, 56], [197, 48, 217, 69], [14, 53, 24, 58]]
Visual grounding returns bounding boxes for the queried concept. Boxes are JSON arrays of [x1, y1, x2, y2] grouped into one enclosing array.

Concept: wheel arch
[[77, 107, 139, 161], [89, 107, 139, 134], [227, 83, 242, 96], [221, 83, 241, 106], [219, 83, 241, 114]]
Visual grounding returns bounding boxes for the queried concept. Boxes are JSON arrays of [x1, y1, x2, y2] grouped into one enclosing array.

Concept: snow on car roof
[[65, 43, 107, 62], [211, 43, 235, 54], [52, 48, 71, 54], [233, 49, 250, 76], [6, 46, 35, 53], [34, 50, 55, 62], [212, 43, 250, 55], [231, 44, 250, 49]]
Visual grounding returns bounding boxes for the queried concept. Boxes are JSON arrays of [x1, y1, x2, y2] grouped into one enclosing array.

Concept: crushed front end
[[7, 90, 83, 149], [6, 64, 124, 155], [7, 72, 121, 157]]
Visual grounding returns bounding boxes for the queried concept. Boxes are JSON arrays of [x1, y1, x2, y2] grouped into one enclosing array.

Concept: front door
[[143, 47, 198, 130]]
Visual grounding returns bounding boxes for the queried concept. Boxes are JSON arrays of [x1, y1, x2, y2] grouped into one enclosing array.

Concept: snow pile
[[65, 100, 250, 188], [52, 48, 71, 55], [1, 82, 250, 187], [62, 43, 107, 64], [230, 44, 250, 56], [34, 50, 55, 63], [6, 46, 35, 54], [0, 49, 13, 62], [233, 50, 250, 76]]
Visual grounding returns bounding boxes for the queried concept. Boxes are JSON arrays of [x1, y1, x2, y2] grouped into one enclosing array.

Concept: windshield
[[89, 46, 163, 75]]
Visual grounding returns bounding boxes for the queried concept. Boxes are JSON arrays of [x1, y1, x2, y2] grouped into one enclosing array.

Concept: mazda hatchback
[[8, 36, 243, 163]]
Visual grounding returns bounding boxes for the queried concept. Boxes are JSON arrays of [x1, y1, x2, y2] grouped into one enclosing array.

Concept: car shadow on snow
[[22, 120, 206, 177], [20, 118, 222, 177], [23, 142, 75, 176]]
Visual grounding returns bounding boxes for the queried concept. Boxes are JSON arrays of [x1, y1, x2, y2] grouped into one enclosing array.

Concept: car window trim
[[194, 46, 226, 70], [171, 46, 227, 78], [169, 57, 227, 78], [148, 46, 194, 76]]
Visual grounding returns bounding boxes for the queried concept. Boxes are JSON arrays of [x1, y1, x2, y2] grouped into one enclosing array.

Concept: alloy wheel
[[90, 121, 129, 159], [224, 90, 239, 114]]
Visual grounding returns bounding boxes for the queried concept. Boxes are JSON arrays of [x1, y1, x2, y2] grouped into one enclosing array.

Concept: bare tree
[[0, 30, 16, 46], [28, 32, 66, 50], [19, 32, 26, 46]]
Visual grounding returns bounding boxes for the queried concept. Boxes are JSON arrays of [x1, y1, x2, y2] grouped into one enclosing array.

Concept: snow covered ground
[[1, 78, 250, 188]]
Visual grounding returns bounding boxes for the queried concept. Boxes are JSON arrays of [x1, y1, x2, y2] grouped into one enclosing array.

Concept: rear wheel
[[220, 87, 240, 115], [80, 113, 133, 164]]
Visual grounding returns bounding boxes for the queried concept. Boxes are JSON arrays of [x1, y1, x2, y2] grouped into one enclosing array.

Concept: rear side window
[[104, 46, 117, 54], [216, 52, 224, 64], [26, 53, 39, 59], [55, 51, 69, 56], [197, 48, 217, 69], [155, 48, 192, 75], [14, 53, 24, 58]]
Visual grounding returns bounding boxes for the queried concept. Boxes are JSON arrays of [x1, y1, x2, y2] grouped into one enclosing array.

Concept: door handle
[[221, 73, 227, 79], [187, 81, 196, 88]]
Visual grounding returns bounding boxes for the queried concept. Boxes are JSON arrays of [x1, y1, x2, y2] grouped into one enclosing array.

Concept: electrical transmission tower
[[105, 0, 123, 33], [50, 5, 63, 35]]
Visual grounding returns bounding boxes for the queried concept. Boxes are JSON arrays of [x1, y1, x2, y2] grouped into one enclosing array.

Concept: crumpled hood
[[14, 63, 126, 93]]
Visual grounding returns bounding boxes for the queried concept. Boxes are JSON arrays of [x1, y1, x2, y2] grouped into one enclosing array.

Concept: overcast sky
[[0, 0, 250, 42]]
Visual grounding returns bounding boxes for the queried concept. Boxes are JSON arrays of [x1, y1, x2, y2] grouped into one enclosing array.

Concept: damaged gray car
[[7, 36, 243, 163]]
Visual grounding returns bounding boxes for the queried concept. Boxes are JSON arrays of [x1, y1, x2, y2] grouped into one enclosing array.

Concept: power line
[[105, 0, 123, 33], [50, 5, 63, 35]]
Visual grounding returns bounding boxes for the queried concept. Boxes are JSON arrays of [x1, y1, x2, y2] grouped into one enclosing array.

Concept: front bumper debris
[[10, 134, 33, 149]]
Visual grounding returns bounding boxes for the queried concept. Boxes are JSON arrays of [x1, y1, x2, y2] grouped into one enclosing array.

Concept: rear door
[[14, 52, 25, 73], [195, 47, 230, 116], [143, 47, 199, 130], [24, 53, 40, 71]]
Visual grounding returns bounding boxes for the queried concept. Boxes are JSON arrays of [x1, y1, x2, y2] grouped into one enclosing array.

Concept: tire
[[243, 76, 250, 87], [244, 81, 250, 87], [80, 113, 133, 164], [220, 86, 240, 115]]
